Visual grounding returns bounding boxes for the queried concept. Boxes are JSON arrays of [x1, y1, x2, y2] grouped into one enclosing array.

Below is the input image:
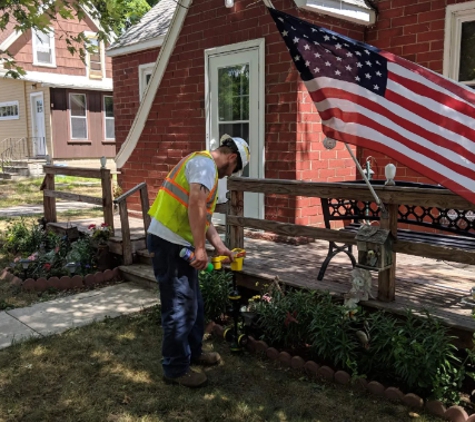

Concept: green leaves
[[199, 270, 232, 323]]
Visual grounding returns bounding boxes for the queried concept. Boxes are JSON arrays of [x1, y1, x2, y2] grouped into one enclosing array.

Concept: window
[[444, 2, 475, 87], [0, 101, 20, 120], [32, 28, 56, 67], [70, 94, 88, 139], [85, 33, 103, 79], [104, 96, 115, 140], [139, 63, 155, 100]]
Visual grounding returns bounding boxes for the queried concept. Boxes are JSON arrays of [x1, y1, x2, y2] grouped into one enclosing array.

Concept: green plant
[[199, 270, 232, 323], [1, 218, 50, 256], [255, 285, 320, 350], [88, 223, 112, 245]]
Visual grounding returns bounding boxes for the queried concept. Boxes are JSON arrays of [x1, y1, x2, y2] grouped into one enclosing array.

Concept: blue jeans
[[147, 234, 204, 378]]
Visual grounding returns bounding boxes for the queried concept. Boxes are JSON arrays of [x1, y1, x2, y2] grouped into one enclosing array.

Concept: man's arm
[[206, 223, 234, 261], [188, 183, 210, 270]]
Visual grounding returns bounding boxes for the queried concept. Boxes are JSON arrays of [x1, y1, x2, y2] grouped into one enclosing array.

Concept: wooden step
[[118, 264, 157, 291]]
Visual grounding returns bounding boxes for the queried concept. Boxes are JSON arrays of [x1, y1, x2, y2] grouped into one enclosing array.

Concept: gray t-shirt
[[148, 155, 217, 246]]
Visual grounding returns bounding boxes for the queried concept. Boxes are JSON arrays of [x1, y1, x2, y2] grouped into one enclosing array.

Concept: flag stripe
[[381, 51, 475, 105], [322, 125, 475, 204], [306, 79, 475, 165], [388, 65, 475, 122], [318, 105, 475, 180]]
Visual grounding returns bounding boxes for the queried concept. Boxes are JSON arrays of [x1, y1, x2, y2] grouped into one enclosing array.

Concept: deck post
[[100, 167, 114, 234], [229, 189, 244, 249], [43, 172, 57, 223], [378, 203, 398, 302]]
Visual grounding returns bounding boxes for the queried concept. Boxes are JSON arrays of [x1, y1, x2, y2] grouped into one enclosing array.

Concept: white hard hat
[[220, 134, 250, 177]]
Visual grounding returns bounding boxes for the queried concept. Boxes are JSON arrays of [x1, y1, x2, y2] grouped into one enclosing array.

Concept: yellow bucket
[[231, 257, 244, 271]]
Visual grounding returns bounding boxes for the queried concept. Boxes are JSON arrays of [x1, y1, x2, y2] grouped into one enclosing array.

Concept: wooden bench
[[318, 180, 475, 281]]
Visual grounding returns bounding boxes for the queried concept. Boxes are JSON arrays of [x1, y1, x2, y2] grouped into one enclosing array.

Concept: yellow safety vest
[[148, 151, 218, 244]]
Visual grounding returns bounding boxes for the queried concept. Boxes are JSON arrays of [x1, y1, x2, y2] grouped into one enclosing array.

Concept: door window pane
[[218, 64, 250, 121], [217, 64, 251, 177], [459, 20, 475, 82], [70, 94, 88, 139]]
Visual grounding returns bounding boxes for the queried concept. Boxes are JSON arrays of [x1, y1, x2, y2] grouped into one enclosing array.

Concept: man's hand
[[190, 246, 209, 271], [215, 245, 235, 263]]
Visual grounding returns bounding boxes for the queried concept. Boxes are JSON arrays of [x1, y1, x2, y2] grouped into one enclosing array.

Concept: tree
[[0, 0, 151, 78]]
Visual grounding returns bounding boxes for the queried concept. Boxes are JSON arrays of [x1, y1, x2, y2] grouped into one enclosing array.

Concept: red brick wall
[[118, 0, 364, 222], [112, 48, 160, 209]]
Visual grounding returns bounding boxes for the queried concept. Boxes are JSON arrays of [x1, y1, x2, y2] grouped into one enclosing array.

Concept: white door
[[30, 93, 47, 156], [206, 39, 265, 224]]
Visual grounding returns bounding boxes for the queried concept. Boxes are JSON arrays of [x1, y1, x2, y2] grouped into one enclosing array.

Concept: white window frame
[[69, 93, 88, 140], [103, 95, 115, 140], [0, 101, 20, 120], [32, 27, 56, 67], [139, 63, 155, 101], [443, 1, 475, 86], [84, 31, 105, 79]]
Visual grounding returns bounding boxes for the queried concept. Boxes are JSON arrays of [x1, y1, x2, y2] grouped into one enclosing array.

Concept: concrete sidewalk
[[0, 282, 159, 350], [0, 201, 99, 217]]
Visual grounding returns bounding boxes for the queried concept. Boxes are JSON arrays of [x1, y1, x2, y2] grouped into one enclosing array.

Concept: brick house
[[0, 5, 116, 171], [108, 0, 475, 226]]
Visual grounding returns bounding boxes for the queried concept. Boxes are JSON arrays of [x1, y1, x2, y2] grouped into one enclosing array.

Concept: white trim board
[[106, 36, 165, 58], [293, 0, 376, 26], [115, 0, 193, 168]]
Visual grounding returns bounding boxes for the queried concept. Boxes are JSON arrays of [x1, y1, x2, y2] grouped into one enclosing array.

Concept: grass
[[0, 307, 442, 422], [0, 176, 103, 208]]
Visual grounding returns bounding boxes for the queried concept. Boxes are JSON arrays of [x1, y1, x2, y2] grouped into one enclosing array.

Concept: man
[[147, 134, 250, 388]]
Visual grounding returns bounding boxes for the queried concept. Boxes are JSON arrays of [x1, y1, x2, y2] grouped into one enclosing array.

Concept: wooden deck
[[57, 215, 475, 343], [236, 237, 475, 339]]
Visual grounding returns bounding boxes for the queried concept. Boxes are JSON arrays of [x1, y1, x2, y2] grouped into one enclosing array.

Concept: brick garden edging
[[0, 267, 121, 292], [210, 322, 473, 422]]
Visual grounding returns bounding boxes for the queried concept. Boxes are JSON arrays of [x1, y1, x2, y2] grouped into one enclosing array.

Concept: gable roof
[[106, 0, 178, 57], [0, 4, 107, 53]]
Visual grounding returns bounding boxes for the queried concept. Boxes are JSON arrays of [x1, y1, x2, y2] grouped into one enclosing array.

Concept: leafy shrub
[[308, 292, 360, 374], [199, 270, 232, 323], [254, 285, 475, 404], [255, 285, 321, 350], [1, 218, 57, 256]]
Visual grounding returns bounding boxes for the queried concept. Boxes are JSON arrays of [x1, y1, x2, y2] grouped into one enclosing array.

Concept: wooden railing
[[41, 165, 114, 231], [226, 177, 475, 302], [113, 182, 150, 265]]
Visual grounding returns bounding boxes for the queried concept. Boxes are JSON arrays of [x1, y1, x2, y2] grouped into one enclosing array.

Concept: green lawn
[[0, 307, 441, 422], [0, 176, 102, 208]]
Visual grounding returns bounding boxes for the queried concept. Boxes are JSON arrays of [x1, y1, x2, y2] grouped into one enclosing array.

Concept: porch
[[0, 137, 47, 179]]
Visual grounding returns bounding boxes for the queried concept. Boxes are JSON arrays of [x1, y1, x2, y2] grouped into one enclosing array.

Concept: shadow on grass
[[0, 307, 441, 422]]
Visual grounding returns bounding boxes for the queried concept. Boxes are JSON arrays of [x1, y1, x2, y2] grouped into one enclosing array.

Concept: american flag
[[269, 8, 475, 205]]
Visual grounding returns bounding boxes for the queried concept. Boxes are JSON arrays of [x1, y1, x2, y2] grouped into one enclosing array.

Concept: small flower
[[43, 263, 51, 271], [261, 294, 272, 303], [284, 311, 298, 327]]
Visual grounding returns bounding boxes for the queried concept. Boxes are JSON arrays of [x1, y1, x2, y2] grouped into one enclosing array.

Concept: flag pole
[[344, 143, 387, 217]]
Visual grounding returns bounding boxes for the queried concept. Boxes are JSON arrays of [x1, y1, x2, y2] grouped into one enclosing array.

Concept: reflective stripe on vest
[[148, 151, 218, 243]]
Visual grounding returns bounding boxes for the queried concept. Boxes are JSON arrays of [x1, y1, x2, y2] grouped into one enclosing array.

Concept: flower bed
[[199, 270, 475, 416], [1, 218, 115, 281], [211, 322, 473, 422]]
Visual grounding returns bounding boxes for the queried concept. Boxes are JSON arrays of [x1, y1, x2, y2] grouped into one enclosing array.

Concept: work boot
[[163, 368, 207, 388], [192, 352, 221, 366]]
